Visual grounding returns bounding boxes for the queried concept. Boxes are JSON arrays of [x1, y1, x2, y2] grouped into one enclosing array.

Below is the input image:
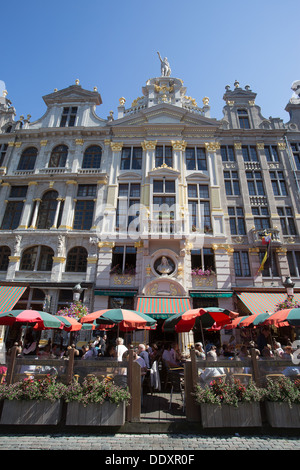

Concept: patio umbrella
[[81, 308, 156, 332], [163, 307, 239, 332], [261, 308, 300, 327], [237, 312, 272, 328], [224, 316, 249, 330], [0, 309, 63, 329]]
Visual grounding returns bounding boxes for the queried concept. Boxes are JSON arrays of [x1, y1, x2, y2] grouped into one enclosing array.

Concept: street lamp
[[283, 276, 295, 298], [72, 283, 83, 302]]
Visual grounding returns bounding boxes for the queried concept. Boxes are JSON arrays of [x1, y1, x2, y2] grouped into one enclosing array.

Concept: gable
[[43, 85, 102, 107]]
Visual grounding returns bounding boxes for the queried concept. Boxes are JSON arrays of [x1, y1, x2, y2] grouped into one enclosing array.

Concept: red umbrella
[[163, 307, 239, 332], [224, 316, 249, 330], [261, 309, 298, 327]]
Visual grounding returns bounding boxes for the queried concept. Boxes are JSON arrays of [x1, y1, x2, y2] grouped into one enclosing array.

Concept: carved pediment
[[43, 85, 102, 106]]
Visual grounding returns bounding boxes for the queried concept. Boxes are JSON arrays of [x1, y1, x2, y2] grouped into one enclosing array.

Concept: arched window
[[66, 247, 87, 272], [36, 190, 58, 229], [17, 147, 38, 170], [48, 145, 68, 168], [0, 246, 11, 271], [20, 245, 54, 271], [82, 145, 102, 169]]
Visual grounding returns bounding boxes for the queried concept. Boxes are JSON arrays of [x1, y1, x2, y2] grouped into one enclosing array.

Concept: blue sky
[[1, 0, 299, 123]]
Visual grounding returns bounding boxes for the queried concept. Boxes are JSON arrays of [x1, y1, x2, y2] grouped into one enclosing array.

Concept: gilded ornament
[[119, 97, 126, 106], [110, 142, 123, 152], [202, 97, 210, 106], [205, 142, 220, 152], [171, 140, 187, 151], [141, 140, 157, 151]]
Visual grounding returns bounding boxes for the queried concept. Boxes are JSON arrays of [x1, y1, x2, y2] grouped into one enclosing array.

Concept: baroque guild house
[[1, 63, 300, 347]]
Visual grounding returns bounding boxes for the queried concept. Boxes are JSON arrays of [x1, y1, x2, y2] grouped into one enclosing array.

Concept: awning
[[136, 297, 191, 319], [0, 286, 27, 313], [237, 292, 300, 316], [190, 292, 233, 298], [94, 290, 137, 297]]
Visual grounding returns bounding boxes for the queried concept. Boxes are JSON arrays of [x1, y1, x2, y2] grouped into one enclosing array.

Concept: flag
[[262, 233, 272, 245], [257, 233, 272, 274]]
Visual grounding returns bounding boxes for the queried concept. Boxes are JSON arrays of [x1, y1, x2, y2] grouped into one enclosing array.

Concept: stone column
[[29, 198, 42, 229], [234, 142, 254, 235], [212, 244, 232, 290], [18, 181, 38, 229], [59, 180, 77, 230], [51, 197, 63, 229], [205, 142, 224, 236], [276, 247, 289, 279], [96, 242, 115, 287]]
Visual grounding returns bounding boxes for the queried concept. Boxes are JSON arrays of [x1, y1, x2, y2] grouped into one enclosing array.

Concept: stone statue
[[290, 80, 300, 104], [157, 52, 171, 77]]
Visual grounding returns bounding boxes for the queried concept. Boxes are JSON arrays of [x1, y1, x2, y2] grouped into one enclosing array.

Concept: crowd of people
[[193, 326, 300, 385]]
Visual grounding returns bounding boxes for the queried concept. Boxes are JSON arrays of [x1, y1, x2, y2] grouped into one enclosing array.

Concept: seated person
[[199, 349, 226, 386], [162, 343, 182, 368]]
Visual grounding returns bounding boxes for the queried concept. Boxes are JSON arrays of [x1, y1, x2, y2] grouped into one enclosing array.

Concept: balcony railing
[[251, 228, 281, 244]]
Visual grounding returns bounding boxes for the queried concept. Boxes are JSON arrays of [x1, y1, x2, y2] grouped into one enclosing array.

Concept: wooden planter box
[[0, 400, 62, 425], [66, 401, 126, 426], [200, 403, 262, 428], [265, 402, 300, 428]]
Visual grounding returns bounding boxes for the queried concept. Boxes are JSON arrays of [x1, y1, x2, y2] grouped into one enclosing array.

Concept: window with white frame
[[155, 145, 173, 168], [111, 246, 137, 275], [221, 145, 235, 162], [246, 171, 265, 196], [252, 206, 270, 230], [73, 184, 96, 230], [228, 207, 246, 235], [224, 170, 240, 196], [120, 146, 142, 170], [187, 184, 212, 233], [277, 207, 297, 235], [270, 171, 288, 196], [116, 183, 140, 232], [237, 109, 250, 129], [287, 251, 300, 277], [59, 107, 78, 127], [265, 145, 279, 162], [185, 147, 207, 171], [242, 145, 258, 162], [290, 143, 300, 170], [233, 251, 251, 277], [191, 248, 215, 272]]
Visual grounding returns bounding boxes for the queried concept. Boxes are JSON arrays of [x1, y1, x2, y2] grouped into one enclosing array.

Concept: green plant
[[63, 375, 131, 407], [0, 376, 66, 403], [264, 376, 300, 407], [194, 377, 264, 408]]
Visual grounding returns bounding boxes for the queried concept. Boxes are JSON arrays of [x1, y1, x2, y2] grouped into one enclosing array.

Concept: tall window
[[290, 143, 300, 170], [224, 170, 240, 195], [1, 186, 27, 230], [73, 184, 96, 230], [153, 180, 176, 221], [252, 206, 270, 230], [221, 145, 235, 162], [111, 246, 137, 275], [120, 147, 142, 170], [228, 207, 246, 235], [116, 183, 140, 232], [242, 145, 258, 162], [0, 246, 10, 271], [246, 171, 265, 196], [36, 191, 58, 229], [17, 147, 37, 170], [188, 184, 212, 233], [82, 145, 102, 169], [191, 248, 215, 271], [265, 145, 279, 162], [48, 145, 68, 168], [287, 251, 300, 277], [155, 145, 173, 167], [270, 171, 288, 196], [66, 247, 87, 272], [20, 245, 54, 271], [185, 147, 207, 171], [277, 207, 297, 235], [259, 250, 278, 277], [233, 251, 251, 277], [0, 144, 8, 166], [60, 107, 78, 127], [237, 109, 250, 129]]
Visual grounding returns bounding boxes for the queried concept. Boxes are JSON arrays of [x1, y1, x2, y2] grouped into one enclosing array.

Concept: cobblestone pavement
[[0, 433, 300, 450]]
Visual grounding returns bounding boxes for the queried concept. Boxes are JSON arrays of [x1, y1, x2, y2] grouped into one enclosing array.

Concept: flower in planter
[[275, 298, 300, 311], [63, 375, 131, 407], [264, 376, 300, 408], [191, 267, 214, 277], [56, 301, 89, 320], [0, 376, 67, 403], [194, 378, 264, 408]]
